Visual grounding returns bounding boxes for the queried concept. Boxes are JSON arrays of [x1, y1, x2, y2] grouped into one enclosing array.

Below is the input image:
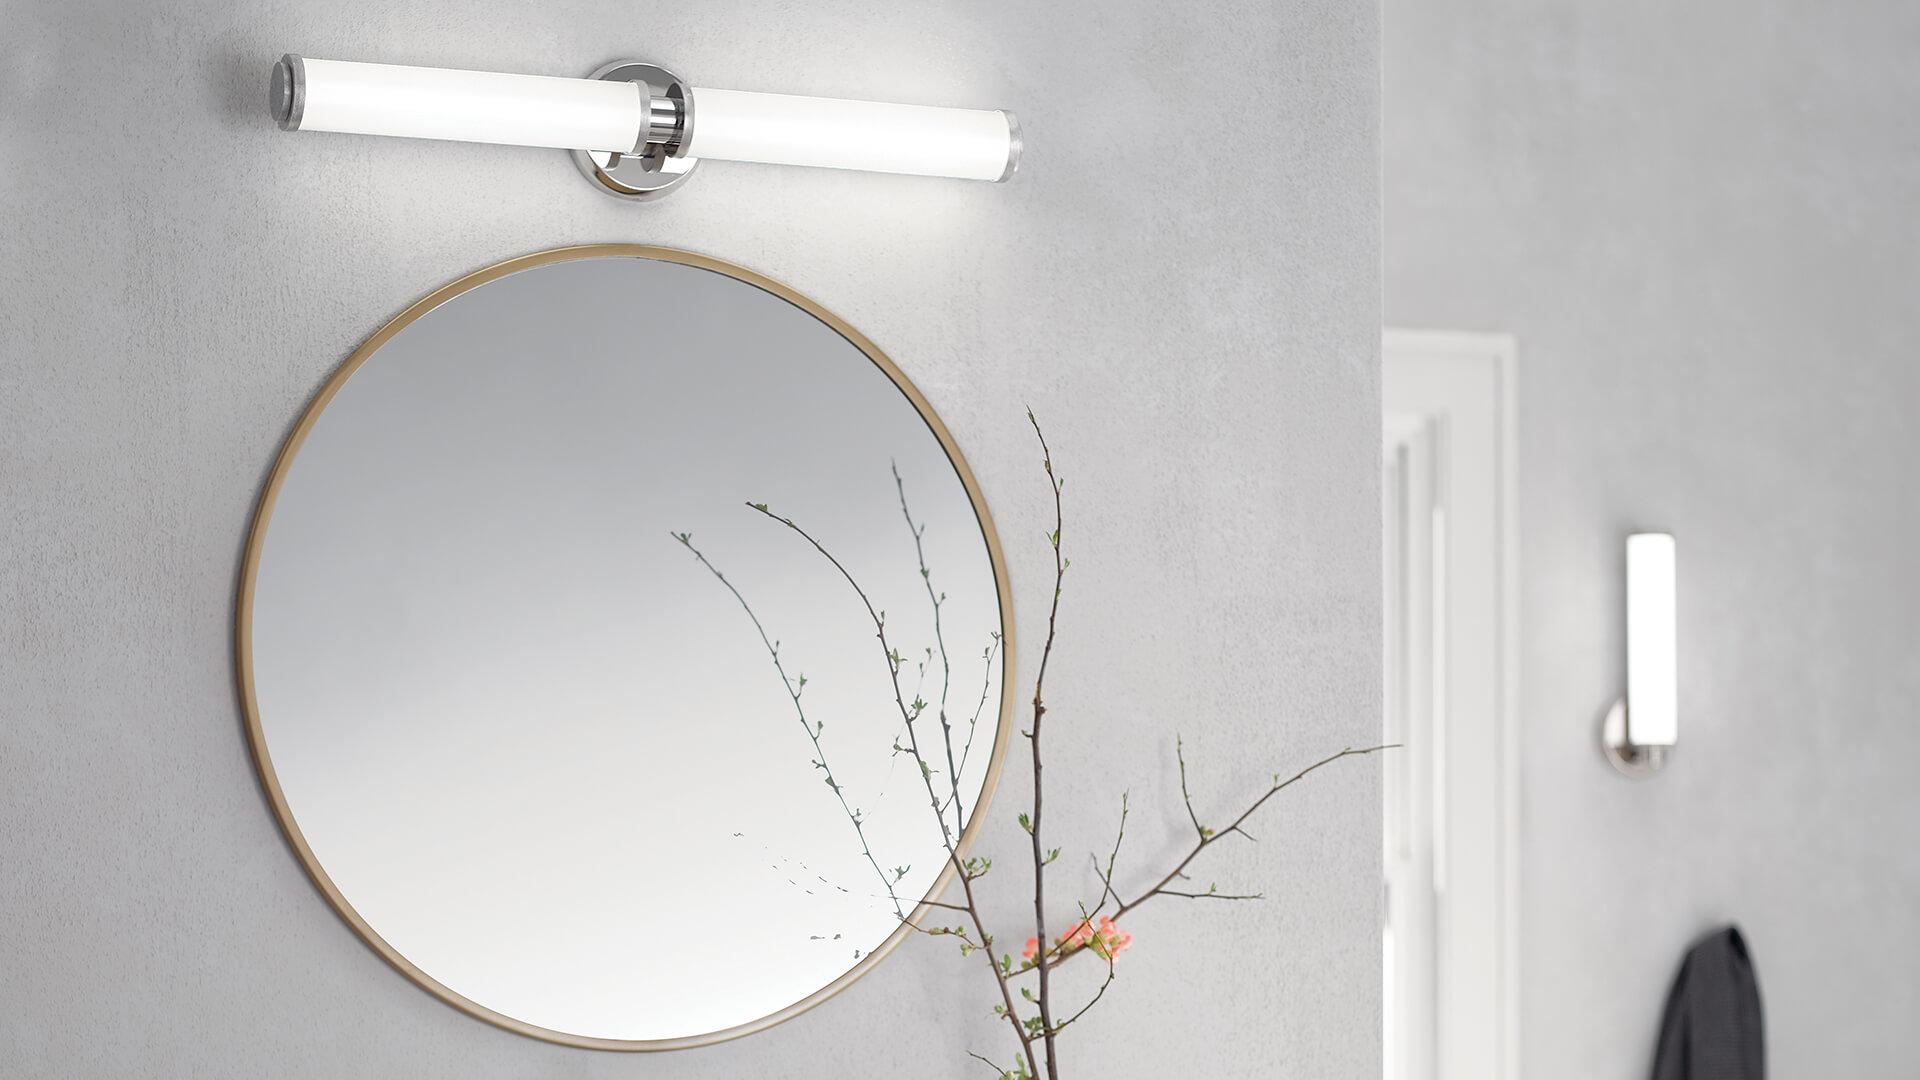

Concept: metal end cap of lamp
[[268, 54, 1022, 200], [1602, 532, 1678, 778]]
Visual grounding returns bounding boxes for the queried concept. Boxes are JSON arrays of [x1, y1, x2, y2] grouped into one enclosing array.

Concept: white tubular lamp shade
[[270, 55, 1020, 184], [281, 57, 645, 153], [685, 89, 1017, 181], [1625, 532, 1678, 747]]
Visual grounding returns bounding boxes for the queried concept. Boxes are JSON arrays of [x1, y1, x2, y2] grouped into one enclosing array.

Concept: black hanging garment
[[1651, 925, 1765, 1080]]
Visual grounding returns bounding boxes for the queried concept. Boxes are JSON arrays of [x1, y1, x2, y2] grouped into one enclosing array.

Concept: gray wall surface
[[1, 1, 1382, 1076], [1386, 2, 1920, 1077]]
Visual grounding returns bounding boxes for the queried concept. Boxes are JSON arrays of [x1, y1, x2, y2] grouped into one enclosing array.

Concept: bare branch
[[1024, 408, 1069, 1080], [1020, 743, 1396, 977]]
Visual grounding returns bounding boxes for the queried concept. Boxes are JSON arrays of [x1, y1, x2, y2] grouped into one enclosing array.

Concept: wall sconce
[[1602, 532, 1678, 777], [268, 55, 1021, 200]]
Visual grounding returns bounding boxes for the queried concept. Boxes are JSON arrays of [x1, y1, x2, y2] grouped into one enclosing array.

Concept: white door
[[1382, 330, 1520, 1080]]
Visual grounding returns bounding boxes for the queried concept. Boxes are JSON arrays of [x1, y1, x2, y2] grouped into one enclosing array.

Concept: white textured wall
[[1386, 2, 1920, 1077], [0, 1, 1381, 1076]]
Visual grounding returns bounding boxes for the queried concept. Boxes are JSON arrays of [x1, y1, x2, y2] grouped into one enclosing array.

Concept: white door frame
[[1382, 329, 1520, 1080]]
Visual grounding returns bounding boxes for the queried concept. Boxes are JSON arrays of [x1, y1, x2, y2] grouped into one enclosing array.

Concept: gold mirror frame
[[234, 244, 1016, 1051]]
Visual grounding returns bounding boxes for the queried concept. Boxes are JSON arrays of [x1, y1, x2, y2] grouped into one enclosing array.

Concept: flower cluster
[[1022, 915, 1134, 966]]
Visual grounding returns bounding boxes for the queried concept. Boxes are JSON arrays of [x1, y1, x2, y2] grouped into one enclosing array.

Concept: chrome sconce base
[[1601, 698, 1671, 778], [571, 61, 698, 201]]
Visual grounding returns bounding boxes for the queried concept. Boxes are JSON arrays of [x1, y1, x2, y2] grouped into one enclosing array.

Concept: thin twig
[[1046, 953, 1117, 1037], [894, 915, 978, 946], [1176, 736, 1208, 840], [1102, 793, 1130, 905], [968, 1050, 1009, 1077]]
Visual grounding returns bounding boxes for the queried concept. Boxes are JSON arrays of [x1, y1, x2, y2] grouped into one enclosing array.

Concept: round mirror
[[238, 246, 1013, 1049]]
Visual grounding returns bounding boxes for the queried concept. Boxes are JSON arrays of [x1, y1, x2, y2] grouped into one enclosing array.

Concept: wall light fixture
[[1602, 532, 1678, 777], [268, 55, 1021, 200]]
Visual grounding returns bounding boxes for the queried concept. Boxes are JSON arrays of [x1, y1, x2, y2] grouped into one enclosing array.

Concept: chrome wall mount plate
[[1601, 698, 1670, 778], [571, 61, 697, 201]]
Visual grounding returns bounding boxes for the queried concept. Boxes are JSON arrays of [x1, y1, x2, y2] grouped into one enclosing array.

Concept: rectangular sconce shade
[[276, 57, 1018, 182], [1625, 532, 1678, 747], [293, 59, 646, 153], [685, 89, 1015, 181]]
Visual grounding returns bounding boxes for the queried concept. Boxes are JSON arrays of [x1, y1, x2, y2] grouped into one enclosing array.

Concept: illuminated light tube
[[1625, 532, 1678, 748], [269, 55, 1021, 189], [684, 89, 1017, 181], [274, 57, 646, 153], [1601, 531, 1678, 777]]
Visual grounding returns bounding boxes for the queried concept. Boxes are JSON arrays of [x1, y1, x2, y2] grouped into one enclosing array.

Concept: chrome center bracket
[[571, 61, 697, 201]]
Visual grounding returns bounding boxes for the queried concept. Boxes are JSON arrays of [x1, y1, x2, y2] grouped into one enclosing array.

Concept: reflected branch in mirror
[[740, 497, 1042, 1077], [893, 462, 963, 837], [742, 501, 964, 858], [671, 530, 906, 921], [944, 630, 1004, 822]]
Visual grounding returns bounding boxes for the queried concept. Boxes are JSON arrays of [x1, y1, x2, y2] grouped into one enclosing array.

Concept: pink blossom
[[1089, 916, 1133, 960], [1029, 916, 1133, 965]]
